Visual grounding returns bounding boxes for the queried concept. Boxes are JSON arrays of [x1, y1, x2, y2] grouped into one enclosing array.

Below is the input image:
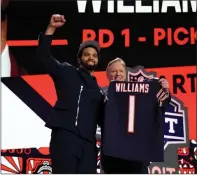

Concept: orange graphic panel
[[22, 75, 57, 107]]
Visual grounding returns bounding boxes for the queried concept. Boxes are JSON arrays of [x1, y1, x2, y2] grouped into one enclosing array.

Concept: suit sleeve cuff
[[38, 32, 53, 46]]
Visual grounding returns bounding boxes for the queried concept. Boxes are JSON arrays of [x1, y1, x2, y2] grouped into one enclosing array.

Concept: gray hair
[[106, 57, 126, 72]]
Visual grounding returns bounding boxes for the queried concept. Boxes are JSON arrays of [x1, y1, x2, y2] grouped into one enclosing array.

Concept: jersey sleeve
[[156, 86, 171, 114]]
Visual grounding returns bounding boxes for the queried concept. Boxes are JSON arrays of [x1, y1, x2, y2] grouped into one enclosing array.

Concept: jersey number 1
[[128, 95, 136, 133]]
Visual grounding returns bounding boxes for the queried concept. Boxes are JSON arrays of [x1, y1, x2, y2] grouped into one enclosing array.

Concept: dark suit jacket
[[36, 33, 104, 142]]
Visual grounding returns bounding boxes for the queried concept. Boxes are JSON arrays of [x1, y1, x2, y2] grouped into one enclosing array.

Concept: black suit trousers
[[102, 155, 149, 174], [50, 129, 97, 174]]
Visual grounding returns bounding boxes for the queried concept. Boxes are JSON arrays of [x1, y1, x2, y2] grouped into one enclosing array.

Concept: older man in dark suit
[[100, 58, 171, 174]]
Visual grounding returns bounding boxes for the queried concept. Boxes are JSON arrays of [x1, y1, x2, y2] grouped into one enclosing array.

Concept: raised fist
[[48, 14, 66, 28]]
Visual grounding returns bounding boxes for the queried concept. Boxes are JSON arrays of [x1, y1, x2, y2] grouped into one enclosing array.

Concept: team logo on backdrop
[[127, 65, 188, 150], [26, 158, 52, 174]]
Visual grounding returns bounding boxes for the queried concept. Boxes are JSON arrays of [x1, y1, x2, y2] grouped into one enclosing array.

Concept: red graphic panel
[[1, 156, 23, 173], [22, 75, 57, 107], [178, 159, 195, 174], [26, 158, 52, 174]]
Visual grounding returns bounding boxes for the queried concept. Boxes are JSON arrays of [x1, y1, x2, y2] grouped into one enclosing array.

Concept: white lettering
[[77, 0, 102, 13], [153, 0, 160, 13], [117, 0, 134, 13], [116, 83, 121, 92], [182, 0, 197, 13], [77, 0, 87, 13], [165, 118, 178, 133], [77, 0, 196, 13], [161, 0, 181, 13], [190, 0, 197, 12], [183, 0, 189, 12], [108, 0, 115, 13], [135, 0, 152, 13], [92, 0, 102, 13]]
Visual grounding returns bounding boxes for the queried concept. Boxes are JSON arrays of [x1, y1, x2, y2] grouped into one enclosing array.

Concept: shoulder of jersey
[[143, 77, 159, 82]]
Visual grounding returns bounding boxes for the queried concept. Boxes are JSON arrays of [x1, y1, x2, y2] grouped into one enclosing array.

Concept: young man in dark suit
[[36, 14, 104, 174]]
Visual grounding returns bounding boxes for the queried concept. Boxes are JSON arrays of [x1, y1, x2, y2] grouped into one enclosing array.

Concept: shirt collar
[[78, 67, 96, 80]]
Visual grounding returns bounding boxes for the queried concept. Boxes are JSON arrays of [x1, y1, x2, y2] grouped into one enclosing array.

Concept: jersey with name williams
[[102, 80, 164, 162]]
